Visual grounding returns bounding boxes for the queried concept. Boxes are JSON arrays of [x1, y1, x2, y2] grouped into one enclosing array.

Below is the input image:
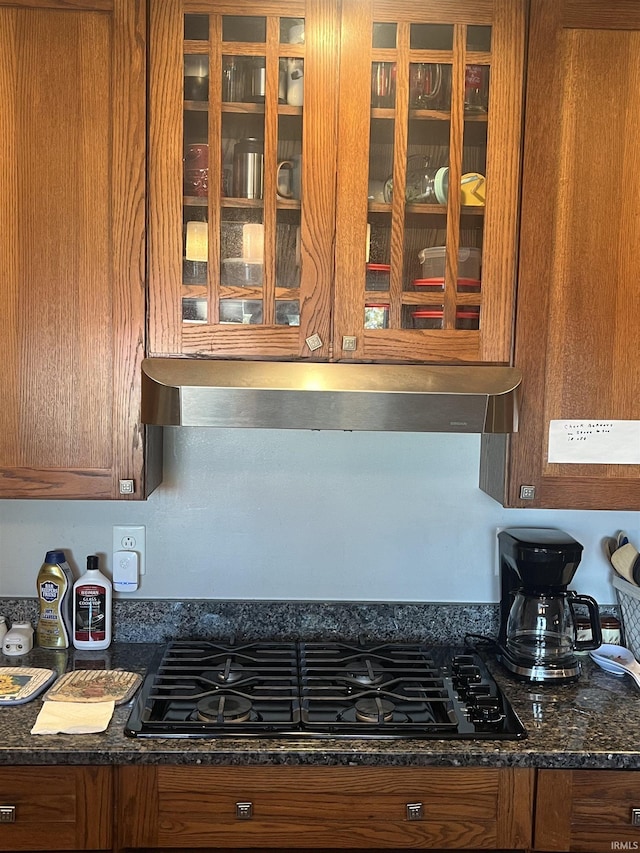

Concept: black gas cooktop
[[125, 640, 526, 740]]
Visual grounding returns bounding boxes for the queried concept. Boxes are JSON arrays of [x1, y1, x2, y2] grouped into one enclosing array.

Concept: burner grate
[[125, 640, 526, 740]]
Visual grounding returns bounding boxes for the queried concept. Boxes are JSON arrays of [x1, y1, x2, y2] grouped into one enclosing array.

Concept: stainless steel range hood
[[141, 359, 521, 433]]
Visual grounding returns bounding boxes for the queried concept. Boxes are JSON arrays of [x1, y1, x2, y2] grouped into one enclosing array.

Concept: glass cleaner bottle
[[35, 550, 74, 649], [73, 555, 112, 650]]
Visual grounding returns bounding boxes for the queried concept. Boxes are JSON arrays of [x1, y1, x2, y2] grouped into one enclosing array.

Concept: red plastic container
[[411, 307, 480, 330], [366, 263, 391, 291]]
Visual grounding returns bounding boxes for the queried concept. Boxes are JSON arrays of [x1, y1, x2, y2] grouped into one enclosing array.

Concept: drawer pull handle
[[406, 802, 424, 821], [236, 802, 253, 820], [631, 808, 640, 826], [0, 806, 16, 823]]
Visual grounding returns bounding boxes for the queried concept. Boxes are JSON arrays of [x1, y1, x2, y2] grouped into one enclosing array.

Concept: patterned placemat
[[45, 669, 142, 705], [0, 667, 57, 704]]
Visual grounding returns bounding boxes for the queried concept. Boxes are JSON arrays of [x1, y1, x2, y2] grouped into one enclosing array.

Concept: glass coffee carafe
[[497, 528, 602, 682], [505, 588, 601, 667]]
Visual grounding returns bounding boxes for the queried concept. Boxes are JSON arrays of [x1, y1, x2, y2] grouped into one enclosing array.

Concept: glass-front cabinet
[[334, 0, 525, 363], [148, 0, 525, 363], [149, 0, 340, 360]]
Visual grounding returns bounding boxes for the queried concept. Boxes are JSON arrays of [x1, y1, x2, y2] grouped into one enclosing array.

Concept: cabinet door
[[333, 0, 525, 363], [482, 0, 640, 509], [535, 769, 640, 852], [149, 0, 339, 360], [0, 766, 112, 851], [0, 0, 158, 499], [117, 765, 534, 850]]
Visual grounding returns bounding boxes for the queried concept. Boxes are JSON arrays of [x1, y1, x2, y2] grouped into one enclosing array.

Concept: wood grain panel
[[0, 0, 150, 499], [498, 0, 640, 509], [117, 765, 533, 850], [535, 770, 640, 852], [0, 766, 112, 851]]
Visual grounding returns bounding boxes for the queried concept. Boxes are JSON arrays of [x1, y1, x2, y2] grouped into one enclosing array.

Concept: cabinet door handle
[[406, 802, 424, 820], [631, 808, 640, 826], [0, 805, 16, 823], [236, 801, 253, 819]]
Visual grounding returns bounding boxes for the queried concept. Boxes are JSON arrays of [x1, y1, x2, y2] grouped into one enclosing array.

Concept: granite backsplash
[[0, 599, 500, 644], [1, 598, 622, 646]]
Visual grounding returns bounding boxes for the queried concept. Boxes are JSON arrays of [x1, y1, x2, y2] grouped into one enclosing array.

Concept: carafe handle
[[568, 592, 603, 650]]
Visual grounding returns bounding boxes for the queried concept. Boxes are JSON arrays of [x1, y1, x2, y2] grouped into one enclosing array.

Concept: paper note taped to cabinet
[[548, 420, 640, 464]]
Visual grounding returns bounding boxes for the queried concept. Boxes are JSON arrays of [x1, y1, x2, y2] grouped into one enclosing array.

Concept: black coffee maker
[[497, 528, 602, 681]]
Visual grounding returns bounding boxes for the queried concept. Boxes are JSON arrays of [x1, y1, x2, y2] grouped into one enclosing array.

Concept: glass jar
[[577, 615, 621, 648]]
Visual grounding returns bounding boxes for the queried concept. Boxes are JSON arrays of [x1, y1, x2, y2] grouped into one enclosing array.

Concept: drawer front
[[118, 766, 533, 850], [536, 770, 640, 852], [0, 766, 112, 851]]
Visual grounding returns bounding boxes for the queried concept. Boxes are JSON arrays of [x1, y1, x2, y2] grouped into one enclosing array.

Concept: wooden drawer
[[117, 766, 533, 850], [535, 770, 640, 851], [0, 766, 112, 851]]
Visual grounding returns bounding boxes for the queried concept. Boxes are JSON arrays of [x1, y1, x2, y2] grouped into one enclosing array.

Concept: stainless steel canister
[[232, 138, 264, 199]]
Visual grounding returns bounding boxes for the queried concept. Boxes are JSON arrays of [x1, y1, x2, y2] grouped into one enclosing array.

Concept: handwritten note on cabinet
[[548, 420, 640, 464]]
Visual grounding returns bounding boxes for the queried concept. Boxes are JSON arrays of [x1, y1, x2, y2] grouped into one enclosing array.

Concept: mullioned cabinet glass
[[148, 0, 524, 365], [334, 0, 525, 364]]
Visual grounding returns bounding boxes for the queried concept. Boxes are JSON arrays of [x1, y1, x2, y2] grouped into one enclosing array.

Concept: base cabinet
[[0, 766, 112, 851], [116, 766, 534, 851], [534, 770, 640, 852]]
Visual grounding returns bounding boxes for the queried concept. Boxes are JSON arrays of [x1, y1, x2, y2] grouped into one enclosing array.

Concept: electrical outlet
[[112, 525, 145, 576]]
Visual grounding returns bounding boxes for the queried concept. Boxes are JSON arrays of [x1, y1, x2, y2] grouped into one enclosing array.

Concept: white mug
[[288, 20, 304, 44], [286, 58, 304, 107], [277, 157, 301, 200]]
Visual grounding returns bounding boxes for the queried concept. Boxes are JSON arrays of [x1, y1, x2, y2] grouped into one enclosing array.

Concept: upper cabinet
[[148, 0, 526, 364], [0, 0, 160, 500], [480, 0, 640, 510], [149, 0, 340, 361], [334, 0, 525, 364]]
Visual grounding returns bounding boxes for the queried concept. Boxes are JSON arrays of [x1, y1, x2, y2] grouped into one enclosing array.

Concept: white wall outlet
[[112, 525, 145, 577]]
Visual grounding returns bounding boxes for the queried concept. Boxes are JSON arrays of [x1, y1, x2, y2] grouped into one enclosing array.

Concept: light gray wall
[[1, 429, 637, 603]]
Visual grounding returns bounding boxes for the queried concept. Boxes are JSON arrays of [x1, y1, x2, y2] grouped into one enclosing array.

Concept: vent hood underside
[[142, 359, 521, 434]]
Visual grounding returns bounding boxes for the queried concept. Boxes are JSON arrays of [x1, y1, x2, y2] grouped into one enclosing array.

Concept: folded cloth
[[31, 699, 115, 734]]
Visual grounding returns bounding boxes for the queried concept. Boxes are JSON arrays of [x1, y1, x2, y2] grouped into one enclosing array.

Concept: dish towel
[[31, 699, 115, 734]]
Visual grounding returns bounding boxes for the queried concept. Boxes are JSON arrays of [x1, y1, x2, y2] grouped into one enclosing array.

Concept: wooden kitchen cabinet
[[0, 766, 112, 851], [0, 0, 161, 500], [534, 769, 640, 852], [480, 0, 640, 510], [148, 0, 340, 361], [115, 765, 534, 851], [148, 0, 525, 364], [333, 0, 525, 364]]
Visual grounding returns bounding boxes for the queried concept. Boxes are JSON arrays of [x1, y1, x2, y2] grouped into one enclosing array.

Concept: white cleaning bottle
[[72, 555, 112, 650]]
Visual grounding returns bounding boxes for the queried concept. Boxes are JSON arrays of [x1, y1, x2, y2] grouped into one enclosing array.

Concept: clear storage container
[[418, 246, 481, 281]]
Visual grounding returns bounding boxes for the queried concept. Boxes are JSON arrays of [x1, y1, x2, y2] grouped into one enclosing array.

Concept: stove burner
[[125, 641, 527, 741], [196, 694, 253, 723], [354, 697, 395, 723], [345, 658, 385, 685], [202, 661, 256, 684]]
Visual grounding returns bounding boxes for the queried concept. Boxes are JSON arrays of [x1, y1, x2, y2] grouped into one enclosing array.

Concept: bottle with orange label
[[72, 555, 112, 650]]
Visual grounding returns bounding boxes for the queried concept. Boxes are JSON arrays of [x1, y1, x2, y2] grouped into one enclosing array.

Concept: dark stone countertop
[[1, 643, 639, 769]]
